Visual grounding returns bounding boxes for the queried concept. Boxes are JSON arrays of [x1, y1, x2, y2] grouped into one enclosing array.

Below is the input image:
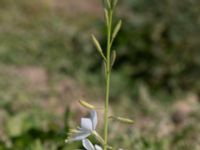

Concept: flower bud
[[79, 100, 96, 109], [109, 116, 134, 124]]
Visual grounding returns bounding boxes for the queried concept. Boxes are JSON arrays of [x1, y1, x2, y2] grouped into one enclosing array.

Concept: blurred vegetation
[[0, 0, 200, 149], [116, 0, 200, 94]]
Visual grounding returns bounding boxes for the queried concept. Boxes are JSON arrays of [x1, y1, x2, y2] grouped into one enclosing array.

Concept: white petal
[[81, 118, 93, 131], [90, 110, 97, 130], [95, 145, 103, 150], [82, 139, 95, 150], [69, 131, 90, 141]]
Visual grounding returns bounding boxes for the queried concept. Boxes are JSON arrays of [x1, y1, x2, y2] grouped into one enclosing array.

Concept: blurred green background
[[0, 0, 200, 149]]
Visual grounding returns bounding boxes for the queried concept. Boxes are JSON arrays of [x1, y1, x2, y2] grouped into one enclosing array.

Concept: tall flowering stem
[[103, 0, 120, 149], [104, 7, 112, 150]]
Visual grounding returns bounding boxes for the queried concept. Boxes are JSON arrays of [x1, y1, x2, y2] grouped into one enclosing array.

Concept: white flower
[[82, 139, 102, 150], [65, 110, 97, 142]]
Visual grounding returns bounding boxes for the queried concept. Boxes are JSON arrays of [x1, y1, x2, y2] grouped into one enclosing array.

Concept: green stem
[[93, 131, 105, 145], [93, 131, 113, 150], [104, 9, 113, 150]]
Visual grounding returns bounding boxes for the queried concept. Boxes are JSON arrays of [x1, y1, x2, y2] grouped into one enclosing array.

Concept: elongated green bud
[[106, 0, 111, 8], [79, 100, 95, 109], [103, 61, 107, 76], [111, 50, 117, 67], [112, 0, 118, 8], [91, 34, 107, 61], [92, 34, 103, 54], [112, 20, 122, 40], [104, 9, 109, 27], [109, 116, 134, 124]]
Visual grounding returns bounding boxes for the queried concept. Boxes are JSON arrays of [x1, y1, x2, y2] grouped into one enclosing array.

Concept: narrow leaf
[[111, 50, 117, 67], [112, 20, 122, 40]]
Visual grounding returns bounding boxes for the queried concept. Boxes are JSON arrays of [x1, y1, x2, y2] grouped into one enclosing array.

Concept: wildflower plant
[[65, 0, 134, 149]]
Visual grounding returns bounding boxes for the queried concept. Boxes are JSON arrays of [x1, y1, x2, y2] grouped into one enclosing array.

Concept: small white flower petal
[[68, 131, 91, 142], [95, 145, 103, 150], [90, 110, 97, 130], [82, 139, 95, 150], [81, 118, 93, 131]]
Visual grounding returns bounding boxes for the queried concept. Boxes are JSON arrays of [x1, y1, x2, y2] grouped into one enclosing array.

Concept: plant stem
[[93, 131, 113, 149], [104, 8, 113, 150]]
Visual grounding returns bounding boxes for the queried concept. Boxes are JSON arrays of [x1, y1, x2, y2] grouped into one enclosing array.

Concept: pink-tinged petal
[[81, 118, 93, 131], [95, 145, 103, 150], [82, 139, 95, 150], [90, 110, 97, 130]]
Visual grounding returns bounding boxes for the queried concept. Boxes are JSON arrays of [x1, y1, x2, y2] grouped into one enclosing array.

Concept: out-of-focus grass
[[0, 66, 67, 149], [0, 0, 102, 149], [0, 0, 101, 78], [110, 88, 200, 150]]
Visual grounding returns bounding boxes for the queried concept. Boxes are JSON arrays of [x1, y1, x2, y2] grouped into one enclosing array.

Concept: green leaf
[[112, 20, 122, 40]]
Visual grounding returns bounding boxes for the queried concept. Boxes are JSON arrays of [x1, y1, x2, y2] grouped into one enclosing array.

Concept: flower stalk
[[104, 10, 112, 150], [103, 0, 121, 150]]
